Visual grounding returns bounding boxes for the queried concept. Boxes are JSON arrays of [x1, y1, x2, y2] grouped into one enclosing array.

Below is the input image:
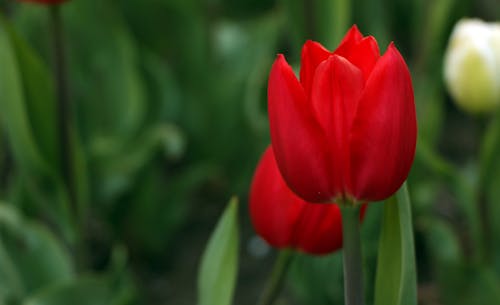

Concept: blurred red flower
[[250, 147, 366, 255], [268, 25, 417, 204]]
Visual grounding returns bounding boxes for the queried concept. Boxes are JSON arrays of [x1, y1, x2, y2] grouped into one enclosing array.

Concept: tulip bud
[[267, 25, 417, 204], [249, 147, 366, 255], [444, 19, 500, 114]]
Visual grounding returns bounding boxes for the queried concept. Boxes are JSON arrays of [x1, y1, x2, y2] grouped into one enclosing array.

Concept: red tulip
[[268, 25, 417, 203], [249, 147, 366, 255], [18, 0, 67, 4]]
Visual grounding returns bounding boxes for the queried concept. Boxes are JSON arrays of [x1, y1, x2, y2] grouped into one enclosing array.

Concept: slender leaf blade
[[7, 22, 60, 172], [0, 17, 47, 175], [374, 183, 417, 305], [197, 197, 239, 305]]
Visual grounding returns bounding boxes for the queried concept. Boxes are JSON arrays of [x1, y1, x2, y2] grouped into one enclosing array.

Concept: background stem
[[257, 249, 294, 305], [341, 205, 364, 305], [477, 116, 495, 264], [49, 5, 77, 217], [49, 5, 84, 269]]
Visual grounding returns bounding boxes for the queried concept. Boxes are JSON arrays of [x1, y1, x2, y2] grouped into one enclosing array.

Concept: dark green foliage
[[0, 0, 499, 304]]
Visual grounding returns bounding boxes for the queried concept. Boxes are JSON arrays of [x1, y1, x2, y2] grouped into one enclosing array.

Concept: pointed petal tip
[[385, 42, 401, 56], [334, 25, 364, 56], [326, 53, 344, 63], [299, 40, 332, 95], [271, 54, 293, 74], [362, 35, 380, 52], [379, 41, 408, 65], [349, 39, 416, 202], [275, 53, 286, 61], [321, 53, 362, 73], [302, 40, 330, 53], [349, 24, 362, 36]]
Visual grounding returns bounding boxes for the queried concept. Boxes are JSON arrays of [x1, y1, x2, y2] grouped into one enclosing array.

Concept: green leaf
[[22, 245, 136, 305], [0, 17, 77, 244], [197, 197, 239, 305], [0, 203, 74, 294], [7, 223, 74, 293], [64, 1, 146, 145], [374, 183, 417, 305], [0, 16, 48, 176], [0, 239, 25, 303], [7, 20, 60, 173], [23, 276, 121, 305]]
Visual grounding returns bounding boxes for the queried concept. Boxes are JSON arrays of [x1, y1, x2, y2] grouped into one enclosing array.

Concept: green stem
[[341, 205, 364, 305], [49, 5, 78, 218], [477, 116, 495, 264], [257, 249, 294, 305], [49, 5, 84, 269]]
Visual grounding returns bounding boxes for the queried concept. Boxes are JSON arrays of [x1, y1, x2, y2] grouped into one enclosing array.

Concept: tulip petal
[[349, 43, 417, 201], [311, 55, 364, 197], [268, 55, 332, 202], [294, 203, 368, 255], [300, 40, 332, 98], [334, 25, 364, 57], [345, 36, 380, 81], [293, 203, 343, 254], [249, 147, 303, 248]]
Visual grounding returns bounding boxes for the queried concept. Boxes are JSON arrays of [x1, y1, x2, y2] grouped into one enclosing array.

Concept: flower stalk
[[49, 4, 86, 270], [341, 204, 364, 305], [49, 5, 77, 215], [257, 249, 294, 305]]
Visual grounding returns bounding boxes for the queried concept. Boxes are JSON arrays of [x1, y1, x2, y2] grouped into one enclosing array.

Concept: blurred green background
[[0, 0, 499, 304]]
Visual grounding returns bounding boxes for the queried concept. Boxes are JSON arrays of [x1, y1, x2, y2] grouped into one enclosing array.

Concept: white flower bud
[[444, 19, 500, 114]]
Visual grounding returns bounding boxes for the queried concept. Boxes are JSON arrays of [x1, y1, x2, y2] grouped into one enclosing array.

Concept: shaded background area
[[0, 0, 499, 304]]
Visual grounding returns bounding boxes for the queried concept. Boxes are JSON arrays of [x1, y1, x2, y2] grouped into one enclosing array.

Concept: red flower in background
[[268, 25, 417, 204], [250, 147, 366, 255], [18, 0, 67, 4]]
